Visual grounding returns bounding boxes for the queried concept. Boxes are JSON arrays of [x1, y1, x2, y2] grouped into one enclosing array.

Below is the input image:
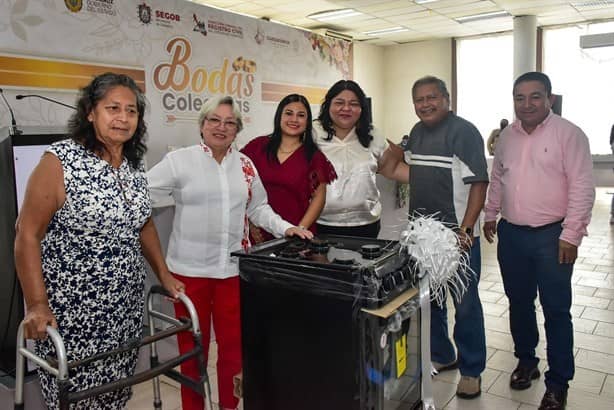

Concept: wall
[[383, 39, 453, 142], [352, 42, 385, 128], [363, 39, 453, 239]]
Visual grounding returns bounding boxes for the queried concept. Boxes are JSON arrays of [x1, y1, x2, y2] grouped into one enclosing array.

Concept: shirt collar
[[333, 126, 358, 143], [200, 142, 234, 158]]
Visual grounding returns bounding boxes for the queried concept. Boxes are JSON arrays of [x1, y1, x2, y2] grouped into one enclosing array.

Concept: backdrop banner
[[0, 0, 353, 163]]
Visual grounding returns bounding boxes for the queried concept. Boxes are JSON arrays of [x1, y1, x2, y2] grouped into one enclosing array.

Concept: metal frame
[[14, 285, 213, 410]]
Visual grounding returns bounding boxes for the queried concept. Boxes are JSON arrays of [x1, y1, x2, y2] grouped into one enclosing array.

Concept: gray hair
[[412, 75, 450, 100], [198, 96, 243, 132]]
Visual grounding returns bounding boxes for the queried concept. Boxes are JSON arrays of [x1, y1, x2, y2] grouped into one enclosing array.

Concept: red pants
[[172, 274, 242, 410]]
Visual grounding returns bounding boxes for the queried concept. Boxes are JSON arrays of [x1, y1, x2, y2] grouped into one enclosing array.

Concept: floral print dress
[[35, 139, 151, 409]]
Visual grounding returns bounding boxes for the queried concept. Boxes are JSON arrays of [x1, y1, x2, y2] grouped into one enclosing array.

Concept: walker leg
[[149, 310, 163, 410], [58, 379, 70, 410], [193, 333, 213, 410], [151, 374, 162, 410], [14, 324, 25, 410]]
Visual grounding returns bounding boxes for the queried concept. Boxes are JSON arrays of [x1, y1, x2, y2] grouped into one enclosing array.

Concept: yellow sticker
[[395, 334, 407, 378]]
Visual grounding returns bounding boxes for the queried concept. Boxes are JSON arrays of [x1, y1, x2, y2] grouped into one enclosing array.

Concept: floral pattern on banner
[[305, 32, 352, 79], [240, 157, 255, 250]]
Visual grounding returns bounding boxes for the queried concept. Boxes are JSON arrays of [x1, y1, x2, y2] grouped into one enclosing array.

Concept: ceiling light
[[308, 9, 363, 22], [571, 1, 614, 7], [415, 0, 439, 4], [363, 27, 409, 36], [455, 11, 511, 23]]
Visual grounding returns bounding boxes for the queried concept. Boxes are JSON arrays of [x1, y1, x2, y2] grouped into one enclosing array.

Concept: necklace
[[278, 144, 302, 154]]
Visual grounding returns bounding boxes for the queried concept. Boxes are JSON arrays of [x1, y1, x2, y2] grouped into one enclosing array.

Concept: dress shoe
[[538, 389, 567, 410], [432, 359, 458, 373], [456, 375, 481, 399], [510, 364, 540, 390]]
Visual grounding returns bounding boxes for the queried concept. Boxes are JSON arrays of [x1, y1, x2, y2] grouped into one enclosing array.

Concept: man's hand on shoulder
[[558, 239, 577, 264]]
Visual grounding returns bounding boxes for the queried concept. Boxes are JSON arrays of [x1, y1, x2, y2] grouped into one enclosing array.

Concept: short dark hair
[[266, 94, 319, 162], [68, 72, 147, 169], [412, 76, 450, 100], [513, 72, 552, 96], [317, 80, 373, 148]]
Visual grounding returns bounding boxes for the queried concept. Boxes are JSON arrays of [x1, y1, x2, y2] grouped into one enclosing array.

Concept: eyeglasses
[[205, 117, 239, 129]]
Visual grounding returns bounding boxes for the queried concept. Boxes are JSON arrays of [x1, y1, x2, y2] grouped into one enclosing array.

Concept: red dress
[[241, 136, 337, 243]]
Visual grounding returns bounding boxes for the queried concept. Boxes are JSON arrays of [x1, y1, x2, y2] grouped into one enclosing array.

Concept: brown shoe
[[538, 389, 567, 410], [510, 364, 540, 390], [456, 376, 481, 399]]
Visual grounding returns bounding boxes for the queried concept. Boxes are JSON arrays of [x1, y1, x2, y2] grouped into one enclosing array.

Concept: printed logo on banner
[[137, 2, 152, 25], [253, 24, 289, 48], [207, 19, 243, 39], [86, 0, 116, 16], [64, 0, 83, 12], [232, 56, 256, 74], [137, 2, 180, 28], [152, 37, 255, 125], [154, 9, 181, 28], [192, 14, 207, 36], [266, 34, 290, 48]]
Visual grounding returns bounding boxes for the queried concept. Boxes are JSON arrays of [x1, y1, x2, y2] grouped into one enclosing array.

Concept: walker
[[14, 285, 213, 410]]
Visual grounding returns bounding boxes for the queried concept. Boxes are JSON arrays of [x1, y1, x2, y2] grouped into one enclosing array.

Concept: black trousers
[[316, 219, 381, 238]]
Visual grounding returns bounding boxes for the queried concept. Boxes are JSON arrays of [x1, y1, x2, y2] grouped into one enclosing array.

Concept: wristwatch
[[458, 225, 473, 236]]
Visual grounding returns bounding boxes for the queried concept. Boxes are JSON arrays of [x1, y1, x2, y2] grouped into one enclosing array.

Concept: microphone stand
[[16, 94, 76, 110], [0, 88, 22, 135]]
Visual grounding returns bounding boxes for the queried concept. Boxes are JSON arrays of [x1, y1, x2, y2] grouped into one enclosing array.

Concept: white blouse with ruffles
[[147, 143, 292, 279], [313, 122, 389, 227]]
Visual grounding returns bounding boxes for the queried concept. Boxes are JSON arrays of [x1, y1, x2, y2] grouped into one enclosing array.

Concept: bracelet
[[298, 225, 307, 230]]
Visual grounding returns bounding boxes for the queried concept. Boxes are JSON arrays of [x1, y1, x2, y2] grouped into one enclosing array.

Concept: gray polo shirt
[[403, 112, 488, 232]]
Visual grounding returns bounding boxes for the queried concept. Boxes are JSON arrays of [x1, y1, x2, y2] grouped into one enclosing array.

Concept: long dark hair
[[266, 94, 318, 162], [317, 80, 373, 148], [68, 72, 147, 169]]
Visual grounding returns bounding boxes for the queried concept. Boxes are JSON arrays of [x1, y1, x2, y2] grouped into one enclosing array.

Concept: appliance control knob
[[382, 274, 396, 293], [361, 244, 382, 259]]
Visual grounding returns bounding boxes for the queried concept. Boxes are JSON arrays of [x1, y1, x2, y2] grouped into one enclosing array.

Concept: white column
[[513, 15, 537, 79]]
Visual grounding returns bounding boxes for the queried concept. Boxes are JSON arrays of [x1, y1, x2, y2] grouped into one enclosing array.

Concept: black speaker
[[552, 94, 563, 116], [0, 126, 67, 375], [365, 96, 373, 124]]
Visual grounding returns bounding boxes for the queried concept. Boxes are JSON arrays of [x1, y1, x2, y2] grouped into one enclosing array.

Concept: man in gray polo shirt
[[403, 75, 489, 399]]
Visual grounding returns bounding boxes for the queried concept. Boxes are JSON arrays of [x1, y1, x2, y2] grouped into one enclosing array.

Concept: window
[[543, 21, 614, 154], [456, 33, 514, 156]]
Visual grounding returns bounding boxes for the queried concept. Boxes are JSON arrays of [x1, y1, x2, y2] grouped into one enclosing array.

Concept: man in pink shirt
[[484, 72, 595, 410]]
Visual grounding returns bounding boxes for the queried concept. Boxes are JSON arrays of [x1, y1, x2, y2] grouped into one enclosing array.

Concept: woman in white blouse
[[314, 80, 409, 238], [146, 96, 311, 410]]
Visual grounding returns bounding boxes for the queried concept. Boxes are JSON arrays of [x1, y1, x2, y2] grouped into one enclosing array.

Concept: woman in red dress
[[242, 94, 337, 243]]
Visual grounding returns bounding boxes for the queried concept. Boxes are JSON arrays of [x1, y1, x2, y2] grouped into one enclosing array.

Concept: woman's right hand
[[22, 304, 57, 340], [285, 226, 314, 239]]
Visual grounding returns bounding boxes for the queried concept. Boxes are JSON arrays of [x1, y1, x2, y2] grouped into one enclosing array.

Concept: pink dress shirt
[[484, 111, 595, 246]]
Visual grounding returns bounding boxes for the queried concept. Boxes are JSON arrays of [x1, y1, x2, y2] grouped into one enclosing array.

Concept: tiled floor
[[127, 188, 614, 410]]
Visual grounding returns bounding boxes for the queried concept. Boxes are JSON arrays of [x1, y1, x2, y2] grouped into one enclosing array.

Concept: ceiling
[[190, 0, 614, 45]]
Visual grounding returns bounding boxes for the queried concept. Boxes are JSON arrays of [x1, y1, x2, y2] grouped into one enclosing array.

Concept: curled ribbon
[[400, 216, 475, 409]]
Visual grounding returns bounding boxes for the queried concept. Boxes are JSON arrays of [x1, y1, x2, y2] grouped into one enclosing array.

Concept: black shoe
[[510, 364, 540, 390], [432, 360, 458, 373], [538, 389, 567, 410]]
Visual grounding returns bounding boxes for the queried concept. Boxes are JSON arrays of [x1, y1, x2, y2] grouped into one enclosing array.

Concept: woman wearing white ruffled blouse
[[146, 96, 311, 410], [314, 80, 409, 238]]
